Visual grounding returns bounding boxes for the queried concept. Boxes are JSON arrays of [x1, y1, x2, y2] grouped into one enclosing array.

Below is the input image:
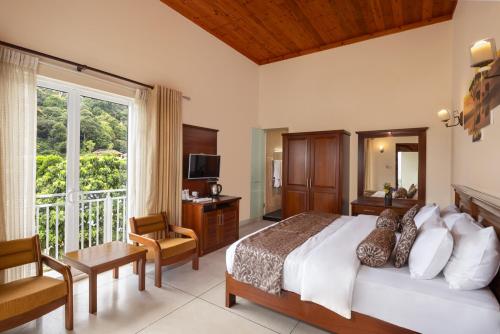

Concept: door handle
[[67, 189, 80, 203]]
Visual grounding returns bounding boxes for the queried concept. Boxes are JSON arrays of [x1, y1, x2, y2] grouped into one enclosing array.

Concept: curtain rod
[[0, 40, 191, 101]]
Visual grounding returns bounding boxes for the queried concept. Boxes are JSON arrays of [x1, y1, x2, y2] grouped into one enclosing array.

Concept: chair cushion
[[0, 276, 67, 321], [146, 237, 196, 260]]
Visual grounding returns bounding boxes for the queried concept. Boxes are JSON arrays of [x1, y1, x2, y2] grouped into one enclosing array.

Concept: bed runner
[[233, 211, 339, 294]]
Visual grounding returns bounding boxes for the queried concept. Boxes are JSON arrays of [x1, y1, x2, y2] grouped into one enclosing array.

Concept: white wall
[[258, 22, 453, 207], [0, 0, 259, 220], [451, 1, 500, 198]]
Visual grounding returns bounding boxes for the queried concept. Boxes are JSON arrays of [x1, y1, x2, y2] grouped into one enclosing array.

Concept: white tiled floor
[[5, 220, 329, 334]]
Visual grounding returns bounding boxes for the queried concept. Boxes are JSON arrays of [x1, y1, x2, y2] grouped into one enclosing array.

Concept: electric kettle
[[210, 183, 222, 197]]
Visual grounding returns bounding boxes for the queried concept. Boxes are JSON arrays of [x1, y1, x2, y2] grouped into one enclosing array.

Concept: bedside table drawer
[[351, 205, 384, 216]]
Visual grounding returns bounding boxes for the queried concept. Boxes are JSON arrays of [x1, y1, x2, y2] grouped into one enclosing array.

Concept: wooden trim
[[357, 127, 428, 202], [355, 127, 429, 137], [225, 273, 415, 334], [183, 123, 219, 132], [282, 129, 351, 137], [259, 15, 453, 65]]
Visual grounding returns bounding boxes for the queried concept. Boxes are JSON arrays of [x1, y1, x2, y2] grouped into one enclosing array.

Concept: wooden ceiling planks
[[160, 0, 457, 65]]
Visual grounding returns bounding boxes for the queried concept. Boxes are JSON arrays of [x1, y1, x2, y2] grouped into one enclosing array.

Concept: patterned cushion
[[401, 204, 419, 228], [357, 228, 397, 267], [394, 218, 418, 268], [407, 184, 417, 199], [376, 209, 400, 232], [393, 187, 408, 199]]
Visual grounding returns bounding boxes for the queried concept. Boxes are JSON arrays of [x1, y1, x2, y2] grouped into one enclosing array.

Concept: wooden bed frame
[[225, 184, 500, 334]]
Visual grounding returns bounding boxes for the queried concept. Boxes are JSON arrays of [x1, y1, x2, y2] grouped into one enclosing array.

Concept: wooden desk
[[351, 198, 421, 217], [62, 241, 147, 314]]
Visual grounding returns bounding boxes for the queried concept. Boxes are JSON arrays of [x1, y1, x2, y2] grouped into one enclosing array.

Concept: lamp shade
[[470, 38, 496, 68], [437, 109, 450, 122]]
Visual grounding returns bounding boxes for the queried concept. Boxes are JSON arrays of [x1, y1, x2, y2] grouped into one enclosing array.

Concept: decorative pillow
[[414, 203, 440, 229], [409, 217, 453, 279], [394, 218, 417, 268], [443, 219, 500, 290], [401, 204, 419, 228], [376, 209, 400, 232], [393, 187, 408, 199], [407, 184, 417, 199], [357, 228, 396, 267]]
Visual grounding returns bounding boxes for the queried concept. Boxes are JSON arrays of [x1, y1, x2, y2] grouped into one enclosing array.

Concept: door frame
[[37, 76, 133, 252]]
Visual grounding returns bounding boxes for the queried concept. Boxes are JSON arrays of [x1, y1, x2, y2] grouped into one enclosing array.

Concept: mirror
[[357, 128, 427, 202]]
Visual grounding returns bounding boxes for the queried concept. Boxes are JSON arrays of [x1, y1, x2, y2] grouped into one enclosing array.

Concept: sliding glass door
[[35, 78, 132, 256]]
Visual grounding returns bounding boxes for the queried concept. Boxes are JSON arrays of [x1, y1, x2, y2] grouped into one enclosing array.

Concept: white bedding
[[226, 215, 500, 334]]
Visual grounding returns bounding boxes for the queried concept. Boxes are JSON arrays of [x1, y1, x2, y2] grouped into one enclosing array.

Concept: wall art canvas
[[464, 53, 500, 142]]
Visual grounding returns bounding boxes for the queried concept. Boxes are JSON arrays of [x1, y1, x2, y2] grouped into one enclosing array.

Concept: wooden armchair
[[0, 235, 73, 331], [129, 212, 199, 288]]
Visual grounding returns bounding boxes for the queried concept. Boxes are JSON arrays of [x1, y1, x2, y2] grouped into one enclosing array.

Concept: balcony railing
[[35, 189, 127, 258]]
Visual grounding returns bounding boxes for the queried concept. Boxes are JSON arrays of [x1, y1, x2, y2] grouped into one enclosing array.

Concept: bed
[[225, 185, 500, 334]]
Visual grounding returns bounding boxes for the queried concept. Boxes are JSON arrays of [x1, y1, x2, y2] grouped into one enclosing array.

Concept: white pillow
[[409, 217, 453, 279], [414, 203, 440, 229], [443, 218, 500, 290], [440, 204, 460, 218], [443, 212, 480, 231]]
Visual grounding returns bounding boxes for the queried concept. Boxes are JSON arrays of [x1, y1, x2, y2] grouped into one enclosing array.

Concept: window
[[35, 77, 132, 257]]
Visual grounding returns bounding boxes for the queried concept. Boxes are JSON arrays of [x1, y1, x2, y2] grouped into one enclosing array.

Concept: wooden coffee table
[[63, 241, 147, 314]]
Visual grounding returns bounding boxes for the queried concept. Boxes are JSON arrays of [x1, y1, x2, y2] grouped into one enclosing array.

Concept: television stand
[[182, 195, 241, 256]]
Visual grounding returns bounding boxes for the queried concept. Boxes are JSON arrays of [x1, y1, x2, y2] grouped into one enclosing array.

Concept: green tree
[[36, 154, 127, 257]]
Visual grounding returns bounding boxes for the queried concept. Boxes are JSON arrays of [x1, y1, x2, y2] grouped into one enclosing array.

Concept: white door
[[36, 78, 132, 256]]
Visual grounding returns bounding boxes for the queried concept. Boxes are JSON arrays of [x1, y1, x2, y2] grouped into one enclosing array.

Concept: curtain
[[146, 86, 183, 226], [128, 85, 183, 227], [0, 47, 39, 282], [128, 89, 149, 221], [364, 138, 373, 191]]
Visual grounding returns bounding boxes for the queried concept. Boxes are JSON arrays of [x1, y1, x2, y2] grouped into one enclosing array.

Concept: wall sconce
[[379, 145, 384, 153], [470, 38, 496, 71], [437, 109, 463, 128]]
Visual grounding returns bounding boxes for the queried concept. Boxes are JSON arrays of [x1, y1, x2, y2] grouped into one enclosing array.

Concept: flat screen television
[[188, 154, 220, 179]]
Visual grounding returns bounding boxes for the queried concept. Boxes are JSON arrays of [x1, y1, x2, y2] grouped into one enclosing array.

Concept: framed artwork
[[464, 53, 500, 142]]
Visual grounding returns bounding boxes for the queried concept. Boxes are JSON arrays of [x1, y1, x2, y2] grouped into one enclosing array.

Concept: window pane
[[79, 96, 128, 191], [79, 96, 128, 245], [36, 86, 68, 258]]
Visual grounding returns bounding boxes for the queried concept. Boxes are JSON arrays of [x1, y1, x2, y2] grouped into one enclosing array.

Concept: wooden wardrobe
[[282, 130, 350, 218]]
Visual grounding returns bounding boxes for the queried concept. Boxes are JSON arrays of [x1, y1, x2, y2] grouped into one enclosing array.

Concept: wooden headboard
[[453, 184, 500, 301]]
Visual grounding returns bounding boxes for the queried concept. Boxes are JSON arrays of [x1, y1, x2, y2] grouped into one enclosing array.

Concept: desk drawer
[[351, 205, 384, 216]]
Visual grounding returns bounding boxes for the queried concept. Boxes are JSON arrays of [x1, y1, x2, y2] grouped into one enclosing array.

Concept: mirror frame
[[356, 127, 428, 203]]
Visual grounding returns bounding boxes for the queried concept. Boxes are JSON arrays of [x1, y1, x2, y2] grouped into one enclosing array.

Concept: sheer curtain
[[364, 138, 373, 191], [128, 89, 150, 220], [0, 47, 39, 282]]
